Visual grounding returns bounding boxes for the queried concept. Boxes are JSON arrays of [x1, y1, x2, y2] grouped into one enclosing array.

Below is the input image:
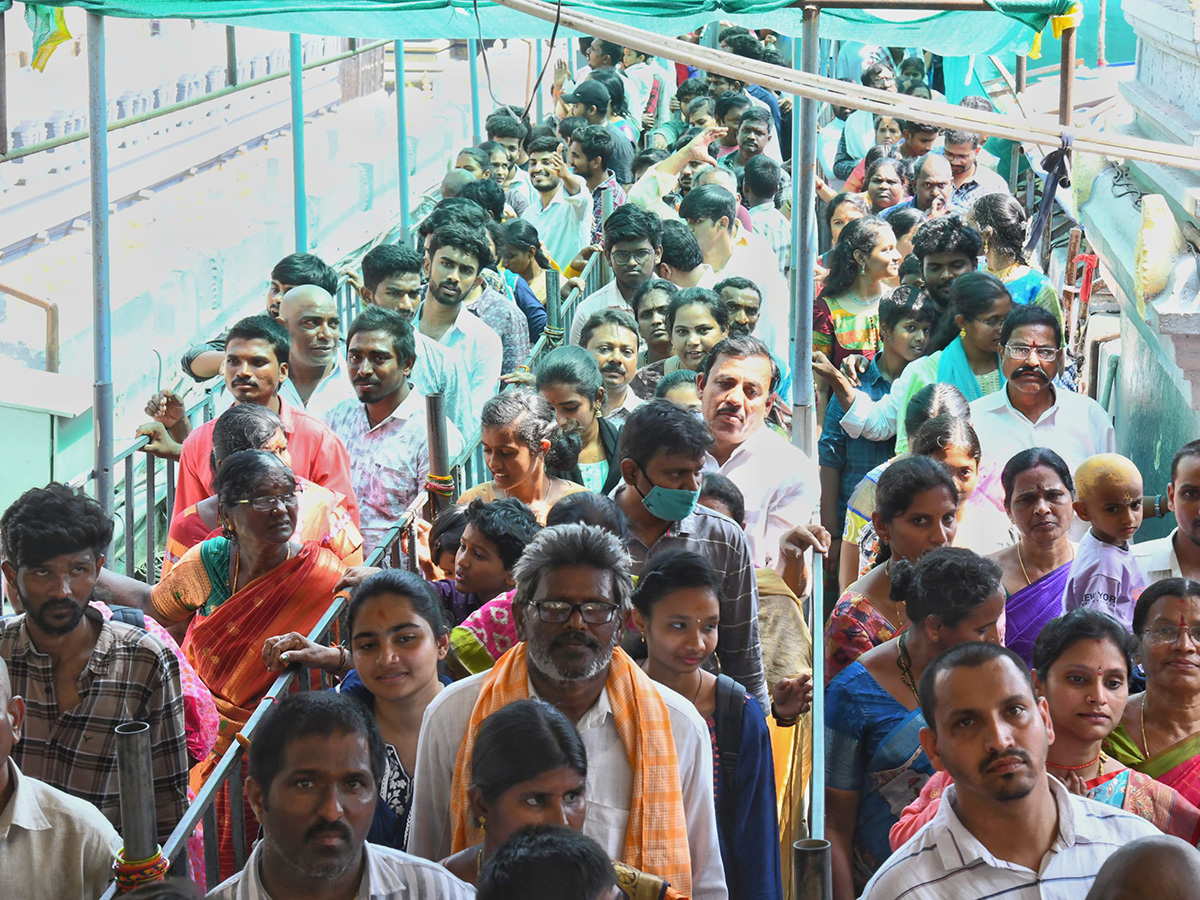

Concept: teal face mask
[[635, 468, 700, 522]]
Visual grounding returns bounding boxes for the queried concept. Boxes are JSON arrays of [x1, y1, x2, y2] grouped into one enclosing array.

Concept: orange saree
[[151, 537, 345, 878]]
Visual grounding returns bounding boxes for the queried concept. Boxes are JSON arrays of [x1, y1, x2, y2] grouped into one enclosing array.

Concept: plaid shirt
[[0, 608, 189, 843], [747, 202, 791, 274], [590, 171, 627, 245], [819, 358, 896, 535], [619, 489, 768, 713]]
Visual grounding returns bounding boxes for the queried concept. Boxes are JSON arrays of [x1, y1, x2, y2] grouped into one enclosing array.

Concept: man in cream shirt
[[1135, 439, 1200, 582]]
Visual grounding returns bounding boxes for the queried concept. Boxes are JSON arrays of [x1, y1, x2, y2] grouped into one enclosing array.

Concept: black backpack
[[107, 604, 147, 630], [713, 673, 746, 826]]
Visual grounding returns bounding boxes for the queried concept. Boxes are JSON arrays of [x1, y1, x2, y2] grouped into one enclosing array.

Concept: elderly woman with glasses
[[149, 449, 346, 876], [1106, 577, 1200, 809]]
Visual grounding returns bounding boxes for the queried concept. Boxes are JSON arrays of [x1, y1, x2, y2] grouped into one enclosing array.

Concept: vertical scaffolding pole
[[225, 26, 238, 88], [1059, 27, 1077, 128], [87, 13, 114, 526], [790, 7, 819, 458], [809, 536, 826, 840], [535, 40, 545, 121], [290, 33, 308, 252], [468, 39, 482, 144], [394, 40, 411, 245]]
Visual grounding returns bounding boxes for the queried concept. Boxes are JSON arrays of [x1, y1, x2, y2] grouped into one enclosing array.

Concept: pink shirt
[[172, 398, 359, 525]]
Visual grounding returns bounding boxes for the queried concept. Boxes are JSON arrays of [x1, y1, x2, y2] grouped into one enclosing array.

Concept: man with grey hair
[[880, 153, 955, 221], [409, 524, 728, 900]]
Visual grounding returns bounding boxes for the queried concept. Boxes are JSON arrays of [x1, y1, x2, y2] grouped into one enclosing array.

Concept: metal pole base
[[793, 839, 833, 900]]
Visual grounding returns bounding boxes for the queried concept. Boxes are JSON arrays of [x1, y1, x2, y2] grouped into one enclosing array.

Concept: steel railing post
[[290, 33, 308, 251]]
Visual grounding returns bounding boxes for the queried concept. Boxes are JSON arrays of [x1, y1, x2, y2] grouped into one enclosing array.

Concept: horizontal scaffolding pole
[[0, 38, 391, 164], [490, 0, 1200, 172]]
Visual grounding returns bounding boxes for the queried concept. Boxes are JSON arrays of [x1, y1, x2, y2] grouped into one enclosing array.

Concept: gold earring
[[479, 816, 487, 832]]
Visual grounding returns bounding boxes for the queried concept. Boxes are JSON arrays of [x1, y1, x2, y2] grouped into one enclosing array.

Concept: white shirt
[[0, 761, 121, 900], [1065, 530, 1146, 628], [607, 385, 643, 425], [746, 203, 791, 275], [703, 424, 817, 570], [323, 387, 465, 555], [570, 280, 630, 346], [205, 839, 475, 900], [715, 226, 794, 391], [520, 181, 594, 270], [407, 670, 728, 900], [414, 330, 477, 434], [969, 386, 1116, 539], [1134, 528, 1190, 583], [861, 778, 1159, 899], [623, 61, 657, 119], [418, 299, 504, 426]]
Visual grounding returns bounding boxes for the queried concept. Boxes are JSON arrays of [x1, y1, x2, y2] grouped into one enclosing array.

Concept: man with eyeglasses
[[409, 523, 729, 900], [569, 205, 663, 346], [970, 305, 1115, 536]]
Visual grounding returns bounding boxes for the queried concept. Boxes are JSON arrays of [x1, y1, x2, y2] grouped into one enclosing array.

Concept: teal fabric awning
[[28, 0, 1075, 55]]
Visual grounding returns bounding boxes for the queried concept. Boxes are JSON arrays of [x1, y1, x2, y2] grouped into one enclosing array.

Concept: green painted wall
[[1115, 309, 1200, 541]]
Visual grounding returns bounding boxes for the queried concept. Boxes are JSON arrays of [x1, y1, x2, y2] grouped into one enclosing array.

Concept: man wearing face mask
[[613, 399, 769, 713]]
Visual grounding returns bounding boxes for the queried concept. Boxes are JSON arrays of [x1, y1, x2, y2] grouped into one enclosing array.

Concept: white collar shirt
[[862, 778, 1159, 899], [418, 297, 504, 426], [323, 388, 464, 556], [703, 424, 818, 571], [969, 385, 1116, 537], [407, 668, 728, 900], [607, 385, 643, 425], [746, 202, 791, 275], [570, 280, 629, 346], [1133, 528, 1187, 583], [205, 839, 476, 900], [519, 181, 594, 270], [413, 329, 476, 432], [0, 761, 121, 900]]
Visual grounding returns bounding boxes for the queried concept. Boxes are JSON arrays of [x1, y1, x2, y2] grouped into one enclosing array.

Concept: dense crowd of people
[[3, 27, 1200, 900]]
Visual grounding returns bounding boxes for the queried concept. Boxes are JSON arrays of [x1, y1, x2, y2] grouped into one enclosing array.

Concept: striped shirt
[[205, 841, 476, 899], [618, 490, 769, 713], [861, 778, 1160, 899], [0, 608, 189, 844]]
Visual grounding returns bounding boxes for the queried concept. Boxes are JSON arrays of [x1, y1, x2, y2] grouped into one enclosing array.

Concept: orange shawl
[[449, 644, 692, 895]]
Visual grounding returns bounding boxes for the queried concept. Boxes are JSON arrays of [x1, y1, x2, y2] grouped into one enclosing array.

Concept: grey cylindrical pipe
[[115, 721, 158, 861], [793, 839, 832, 900]]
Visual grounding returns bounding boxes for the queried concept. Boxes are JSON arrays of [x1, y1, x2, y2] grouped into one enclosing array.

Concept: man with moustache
[[580, 309, 643, 422], [0, 484, 188, 845], [519, 136, 594, 270], [569, 205, 662, 346], [409, 524, 728, 900], [170, 315, 358, 524], [862, 642, 1156, 897], [323, 307, 463, 556], [208, 691, 473, 900], [969, 306, 1115, 527], [698, 336, 816, 571]]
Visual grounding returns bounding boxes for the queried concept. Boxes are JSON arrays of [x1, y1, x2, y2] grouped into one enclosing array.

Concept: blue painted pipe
[[290, 33, 307, 251]]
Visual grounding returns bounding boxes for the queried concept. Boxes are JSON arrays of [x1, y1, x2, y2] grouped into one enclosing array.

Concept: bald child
[[1085, 835, 1200, 900], [1064, 453, 1147, 627]]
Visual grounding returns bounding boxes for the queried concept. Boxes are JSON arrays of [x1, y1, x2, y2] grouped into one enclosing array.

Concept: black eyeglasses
[[533, 601, 620, 625]]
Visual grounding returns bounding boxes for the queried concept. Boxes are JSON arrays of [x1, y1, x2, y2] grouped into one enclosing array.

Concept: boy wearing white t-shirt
[[1064, 454, 1147, 627]]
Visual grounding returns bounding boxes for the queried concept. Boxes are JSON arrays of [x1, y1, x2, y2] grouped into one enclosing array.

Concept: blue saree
[[826, 661, 933, 892]]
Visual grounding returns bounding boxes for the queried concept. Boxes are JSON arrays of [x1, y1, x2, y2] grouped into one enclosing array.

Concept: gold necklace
[[1141, 693, 1154, 758], [897, 632, 919, 700], [476, 846, 484, 879], [1017, 540, 1074, 587]]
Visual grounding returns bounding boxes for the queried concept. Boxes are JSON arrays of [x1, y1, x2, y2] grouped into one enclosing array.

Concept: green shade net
[[22, 0, 1075, 55]]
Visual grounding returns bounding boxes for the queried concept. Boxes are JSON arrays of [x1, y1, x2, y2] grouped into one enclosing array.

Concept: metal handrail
[[0, 281, 60, 372], [1, 40, 392, 165]]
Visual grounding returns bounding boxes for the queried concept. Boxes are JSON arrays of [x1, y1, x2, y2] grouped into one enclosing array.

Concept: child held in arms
[[1064, 453, 1147, 627]]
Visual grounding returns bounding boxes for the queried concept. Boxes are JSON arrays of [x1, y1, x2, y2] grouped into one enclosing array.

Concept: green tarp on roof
[[19, 0, 1075, 56]]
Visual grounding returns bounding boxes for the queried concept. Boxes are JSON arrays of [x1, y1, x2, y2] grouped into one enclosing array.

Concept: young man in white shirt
[[418, 224, 504, 422], [863, 642, 1158, 898], [1135, 439, 1200, 582], [520, 136, 594, 270]]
